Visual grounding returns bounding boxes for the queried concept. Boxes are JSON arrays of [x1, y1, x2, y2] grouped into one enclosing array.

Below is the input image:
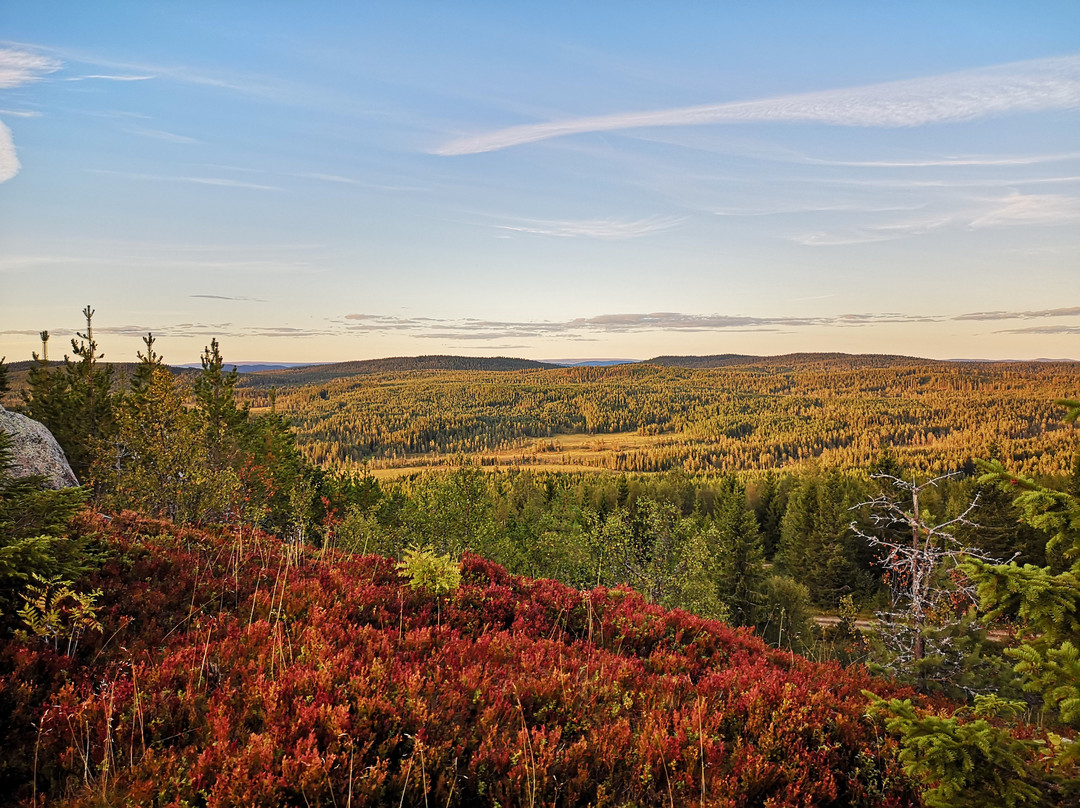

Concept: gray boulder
[[0, 404, 80, 489]]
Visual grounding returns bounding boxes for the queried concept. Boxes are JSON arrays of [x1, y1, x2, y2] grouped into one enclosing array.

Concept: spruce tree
[[711, 477, 766, 626], [194, 338, 248, 480], [777, 470, 863, 607], [869, 398, 1080, 805]]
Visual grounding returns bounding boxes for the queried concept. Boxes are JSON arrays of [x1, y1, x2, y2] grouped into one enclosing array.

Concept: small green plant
[[396, 544, 461, 596], [16, 574, 102, 656]]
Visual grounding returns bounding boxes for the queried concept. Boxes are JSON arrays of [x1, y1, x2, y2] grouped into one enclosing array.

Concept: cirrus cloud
[[493, 215, 686, 240], [0, 48, 63, 183], [435, 55, 1080, 156], [0, 47, 61, 89]]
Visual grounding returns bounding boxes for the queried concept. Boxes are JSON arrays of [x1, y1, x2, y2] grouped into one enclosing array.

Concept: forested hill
[[647, 352, 943, 369], [244, 356, 1079, 476], [239, 354, 559, 388]]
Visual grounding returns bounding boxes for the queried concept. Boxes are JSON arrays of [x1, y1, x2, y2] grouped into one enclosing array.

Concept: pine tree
[[24, 307, 117, 484], [130, 332, 163, 397], [194, 338, 248, 463]]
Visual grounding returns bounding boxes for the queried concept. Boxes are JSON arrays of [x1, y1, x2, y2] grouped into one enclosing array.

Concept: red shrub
[[0, 517, 919, 806]]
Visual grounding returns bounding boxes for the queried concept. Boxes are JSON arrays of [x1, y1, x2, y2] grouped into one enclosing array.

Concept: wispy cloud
[[997, 325, 1080, 335], [789, 293, 837, 302], [807, 151, 1080, 168], [0, 250, 318, 277], [0, 48, 62, 183], [955, 306, 1080, 321], [65, 73, 155, 82], [0, 322, 340, 341], [2, 40, 328, 106], [288, 171, 431, 193], [0, 47, 61, 89], [190, 294, 267, 303], [494, 215, 686, 239], [336, 310, 952, 340], [970, 193, 1080, 228], [791, 212, 957, 246], [0, 108, 41, 118], [435, 55, 1080, 155], [0, 122, 18, 183], [124, 126, 201, 144], [332, 306, 1080, 342], [715, 203, 926, 217], [293, 172, 361, 184], [789, 191, 1080, 246], [11, 306, 1074, 347], [86, 169, 280, 191]]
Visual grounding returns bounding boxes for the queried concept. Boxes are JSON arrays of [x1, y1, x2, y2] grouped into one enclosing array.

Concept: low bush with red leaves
[[0, 511, 920, 806]]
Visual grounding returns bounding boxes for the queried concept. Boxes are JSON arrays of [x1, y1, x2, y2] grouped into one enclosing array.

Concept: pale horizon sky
[[2, 2, 1079, 364]]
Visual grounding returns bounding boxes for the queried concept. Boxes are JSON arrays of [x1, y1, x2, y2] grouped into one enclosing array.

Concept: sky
[[1, 1, 1079, 364]]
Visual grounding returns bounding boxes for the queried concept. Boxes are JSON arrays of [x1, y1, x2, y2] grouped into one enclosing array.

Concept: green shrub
[[396, 543, 462, 596]]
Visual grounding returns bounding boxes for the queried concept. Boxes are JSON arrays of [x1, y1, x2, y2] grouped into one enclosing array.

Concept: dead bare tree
[[851, 473, 1004, 689]]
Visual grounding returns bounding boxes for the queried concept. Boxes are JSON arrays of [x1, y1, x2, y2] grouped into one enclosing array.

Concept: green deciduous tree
[[96, 362, 232, 524], [396, 543, 462, 597]]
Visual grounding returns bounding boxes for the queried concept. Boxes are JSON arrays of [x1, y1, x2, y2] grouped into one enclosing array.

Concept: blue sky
[[2, 2, 1078, 363]]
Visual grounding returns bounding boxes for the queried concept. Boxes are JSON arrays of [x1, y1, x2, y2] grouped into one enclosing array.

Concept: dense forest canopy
[[227, 357, 1079, 477]]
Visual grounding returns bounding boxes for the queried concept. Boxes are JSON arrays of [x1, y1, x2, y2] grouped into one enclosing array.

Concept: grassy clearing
[[357, 431, 670, 479]]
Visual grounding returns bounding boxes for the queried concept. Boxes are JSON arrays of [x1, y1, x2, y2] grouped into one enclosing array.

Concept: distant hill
[[544, 358, 641, 367], [646, 352, 944, 369], [176, 361, 330, 374], [239, 355, 559, 388]]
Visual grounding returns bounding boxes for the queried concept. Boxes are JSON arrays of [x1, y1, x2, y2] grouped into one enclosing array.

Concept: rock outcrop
[[0, 405, 80, 488]]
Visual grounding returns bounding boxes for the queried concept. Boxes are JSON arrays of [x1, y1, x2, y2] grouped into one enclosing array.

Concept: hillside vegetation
[[0, 511, 919, 807]]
